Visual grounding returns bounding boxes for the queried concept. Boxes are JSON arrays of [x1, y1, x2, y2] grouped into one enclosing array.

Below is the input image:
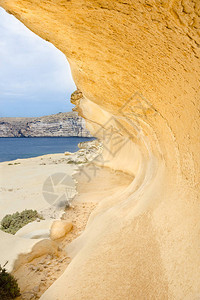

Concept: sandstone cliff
[[0, 1, 199, 299], [0, 112, 91, 137]]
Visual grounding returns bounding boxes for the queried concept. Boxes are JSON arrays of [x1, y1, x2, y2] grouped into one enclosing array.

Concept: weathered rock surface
[[0, 1, 199, 299], [64, 139, 102, 165], [0, 112, 91, 137]]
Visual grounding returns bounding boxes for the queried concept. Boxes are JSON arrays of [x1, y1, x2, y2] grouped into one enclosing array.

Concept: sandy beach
[[0, 1, 199, 298], [0, 153, 76, 275], [0, 154, 76, 221], [0, 141, 133, 299], [0, 150, 89, 298]]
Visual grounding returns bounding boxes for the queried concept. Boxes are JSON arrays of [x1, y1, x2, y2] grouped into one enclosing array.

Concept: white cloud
[[0, 8, 76, 116]]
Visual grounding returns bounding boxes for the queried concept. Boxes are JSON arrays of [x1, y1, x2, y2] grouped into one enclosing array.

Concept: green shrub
[[1, 209, 43, 235], [0, 262, 20, 299]]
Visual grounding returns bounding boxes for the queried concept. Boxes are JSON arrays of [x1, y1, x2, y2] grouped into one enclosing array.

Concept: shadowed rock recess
[[0, 1, 199, 299]]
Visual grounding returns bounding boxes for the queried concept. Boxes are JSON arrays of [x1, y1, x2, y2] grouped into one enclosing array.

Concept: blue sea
[[0, 137, 94, 162]]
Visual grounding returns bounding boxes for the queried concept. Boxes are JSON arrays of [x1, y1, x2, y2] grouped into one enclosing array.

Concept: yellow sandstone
[[0, 1, 199, 299]]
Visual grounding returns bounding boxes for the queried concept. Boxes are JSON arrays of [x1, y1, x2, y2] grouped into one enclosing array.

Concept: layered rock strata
[[0, 112, 91, 137]]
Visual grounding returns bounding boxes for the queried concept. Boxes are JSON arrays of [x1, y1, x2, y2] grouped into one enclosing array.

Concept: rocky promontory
[[0, 112, 91, 137]]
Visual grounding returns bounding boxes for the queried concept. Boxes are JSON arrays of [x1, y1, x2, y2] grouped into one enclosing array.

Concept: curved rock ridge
[[0, 1, 199, 299]]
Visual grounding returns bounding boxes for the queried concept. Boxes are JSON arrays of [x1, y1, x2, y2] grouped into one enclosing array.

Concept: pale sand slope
[[0, 154, 76, 272], [0, 154, 75, 221], [0, 149, 132, 299]]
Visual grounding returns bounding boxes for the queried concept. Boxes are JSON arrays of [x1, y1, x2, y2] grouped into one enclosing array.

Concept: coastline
[[0, 136, 95, 163], [0, 153, 77, 274], [0, 140, 133, 299], [0, 140, 101, 298], [0, 112, 91, 138]]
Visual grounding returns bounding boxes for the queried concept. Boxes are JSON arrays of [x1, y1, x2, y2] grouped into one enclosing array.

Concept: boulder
[[50, 221, 73, 241]]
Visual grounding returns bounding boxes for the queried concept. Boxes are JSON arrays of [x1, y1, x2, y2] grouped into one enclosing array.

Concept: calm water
[[0, 137, 94, 162]]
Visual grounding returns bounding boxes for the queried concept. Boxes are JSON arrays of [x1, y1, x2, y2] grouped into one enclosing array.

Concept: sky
[[0, 8, 76, 117]]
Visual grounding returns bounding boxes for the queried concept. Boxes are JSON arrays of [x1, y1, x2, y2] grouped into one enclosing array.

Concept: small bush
[[1, 209, 43, 235], [0, 262, 20, 299]]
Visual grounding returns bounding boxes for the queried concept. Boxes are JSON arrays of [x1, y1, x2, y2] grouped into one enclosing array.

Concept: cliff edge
[[0, 112, 91, 137]]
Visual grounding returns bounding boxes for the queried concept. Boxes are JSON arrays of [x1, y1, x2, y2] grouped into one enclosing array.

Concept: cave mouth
[[0, 7, 76, 118]]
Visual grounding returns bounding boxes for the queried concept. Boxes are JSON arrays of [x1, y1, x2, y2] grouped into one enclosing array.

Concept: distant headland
[[0, 112, 91, 137]]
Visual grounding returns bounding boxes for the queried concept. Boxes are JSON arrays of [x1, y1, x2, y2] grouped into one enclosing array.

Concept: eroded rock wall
[[0, 1, 199, 299]]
